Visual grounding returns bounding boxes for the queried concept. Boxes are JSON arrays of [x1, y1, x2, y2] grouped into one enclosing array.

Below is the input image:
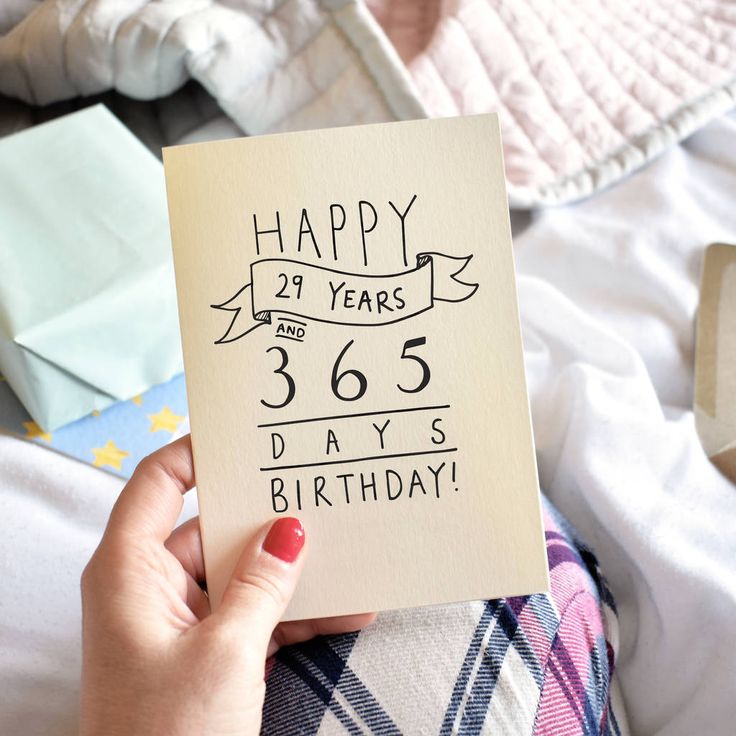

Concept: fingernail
[[263, 517, 305, 563]]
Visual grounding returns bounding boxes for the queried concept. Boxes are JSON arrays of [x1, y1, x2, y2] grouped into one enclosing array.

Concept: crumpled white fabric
[[1, 110, 735, 736], [0, 419, 194, 736], [512, 111, 736, 734], [0, 0, 425, 133]]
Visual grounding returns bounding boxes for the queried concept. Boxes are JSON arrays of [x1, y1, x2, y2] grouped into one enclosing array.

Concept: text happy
[[250, 195, 418, 268]]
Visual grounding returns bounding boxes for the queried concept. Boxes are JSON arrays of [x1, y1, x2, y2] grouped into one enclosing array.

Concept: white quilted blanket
[[1, 0, 735, 205], [0, 0, 424, 135]]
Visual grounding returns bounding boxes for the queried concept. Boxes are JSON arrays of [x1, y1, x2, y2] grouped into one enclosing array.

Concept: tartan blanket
[[262, 497, 628, 735]]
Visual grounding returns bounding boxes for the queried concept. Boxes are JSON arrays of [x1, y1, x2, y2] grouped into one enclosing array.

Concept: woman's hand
[[79, 435, 374, 735]]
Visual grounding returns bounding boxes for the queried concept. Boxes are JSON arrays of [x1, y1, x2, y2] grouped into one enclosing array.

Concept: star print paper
[[148, 406, 185, 433], [0, 373, 188, 479], [92, 440, 129, 471]]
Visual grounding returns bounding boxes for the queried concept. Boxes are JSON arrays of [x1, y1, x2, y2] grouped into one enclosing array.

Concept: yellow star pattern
[[148, 406, 184, 434], [92, 440, 129, 471], [92, 409, 101, 417], [131, 394, 143, 406], [22, 421, 52, 442]]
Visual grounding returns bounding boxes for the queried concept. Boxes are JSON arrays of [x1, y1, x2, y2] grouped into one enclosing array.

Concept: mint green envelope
[[0, 105, 182, 431]]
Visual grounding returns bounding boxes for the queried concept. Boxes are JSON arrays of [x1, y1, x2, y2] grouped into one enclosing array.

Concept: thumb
[[216, 517, 306, 644]]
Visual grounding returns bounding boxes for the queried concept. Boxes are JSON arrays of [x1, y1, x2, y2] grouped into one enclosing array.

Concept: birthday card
[[163, 115, 548, 620]]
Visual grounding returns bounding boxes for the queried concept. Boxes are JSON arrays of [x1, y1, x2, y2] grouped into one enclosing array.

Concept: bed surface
[[513, 110, 736, 734], [1, 107, 735, 735]]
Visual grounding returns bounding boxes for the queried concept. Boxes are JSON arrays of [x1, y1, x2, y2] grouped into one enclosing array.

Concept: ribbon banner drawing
[[211, 252, 479, 344]]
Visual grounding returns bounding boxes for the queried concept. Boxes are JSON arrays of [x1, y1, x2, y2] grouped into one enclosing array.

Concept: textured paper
[[163, 115, 549, 620], [695, 243, 736, 482]]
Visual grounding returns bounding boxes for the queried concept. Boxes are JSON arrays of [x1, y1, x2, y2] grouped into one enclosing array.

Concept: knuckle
[[80, 538, 149, 594], [80, 559, 95, 593], [198, 617, 254, 660], [79, 550, 112, 599], [80, 546, 114, 590], [201, 618, 242, 652], [135, 454, 165, 484], [270, 624, 288, 651], [136, 452, 187, 495], [234, 568, 287, 609]]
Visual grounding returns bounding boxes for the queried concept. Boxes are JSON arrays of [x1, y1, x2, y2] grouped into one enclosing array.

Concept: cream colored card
[[163, 115, 549, 620], [695, 243, 736, 482]]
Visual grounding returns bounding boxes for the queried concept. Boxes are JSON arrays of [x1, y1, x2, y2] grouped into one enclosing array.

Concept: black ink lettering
[[314, 476, 332, 507], [275, 273, 304, 300], [372, 419, 391, 450], [297, 208, 321, 258], [331, 339, 368, 402], [388, 194, 418, 267], [431, 417, 446, 445], [398, 337, 431, 394], [408, 469, 427, 498], [253, 211, 283, 255], [329, 280, 346, 310], [358, 200, 377, 267], [336, 472, 354, 503], [386, 469, 402, 500], [271, 477, 288, 512], [326, 428, 340, 455], [360, 472, 378, 502], [271, 432, 285, 460], [261, 346, 296, 409], [375, 290, 392, 313], [275, 273, 289, 298], [330, 203, 346, 261], [393, 286, 405, 310], [427, 462, 445, 499]]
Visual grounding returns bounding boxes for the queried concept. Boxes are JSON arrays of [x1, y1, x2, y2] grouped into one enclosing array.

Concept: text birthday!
[[268, 460, 459, 512]]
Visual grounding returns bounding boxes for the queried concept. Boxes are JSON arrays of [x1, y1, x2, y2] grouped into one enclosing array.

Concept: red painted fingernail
[[263, 517, 305, 563]]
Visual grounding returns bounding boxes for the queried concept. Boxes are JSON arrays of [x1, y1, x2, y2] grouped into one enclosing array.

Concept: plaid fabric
[[262, 497, 627, 735]]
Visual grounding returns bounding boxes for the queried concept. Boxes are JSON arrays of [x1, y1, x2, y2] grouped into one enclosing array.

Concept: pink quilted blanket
[[369, 0, 736, 205]]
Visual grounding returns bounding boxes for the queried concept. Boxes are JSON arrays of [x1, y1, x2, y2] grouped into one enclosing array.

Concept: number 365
[[261, 337, 430, 409]]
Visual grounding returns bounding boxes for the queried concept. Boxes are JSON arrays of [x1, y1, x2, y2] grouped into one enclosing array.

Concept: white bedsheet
[[1, 113, 735, 735], [514, 111, 736, 734]]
